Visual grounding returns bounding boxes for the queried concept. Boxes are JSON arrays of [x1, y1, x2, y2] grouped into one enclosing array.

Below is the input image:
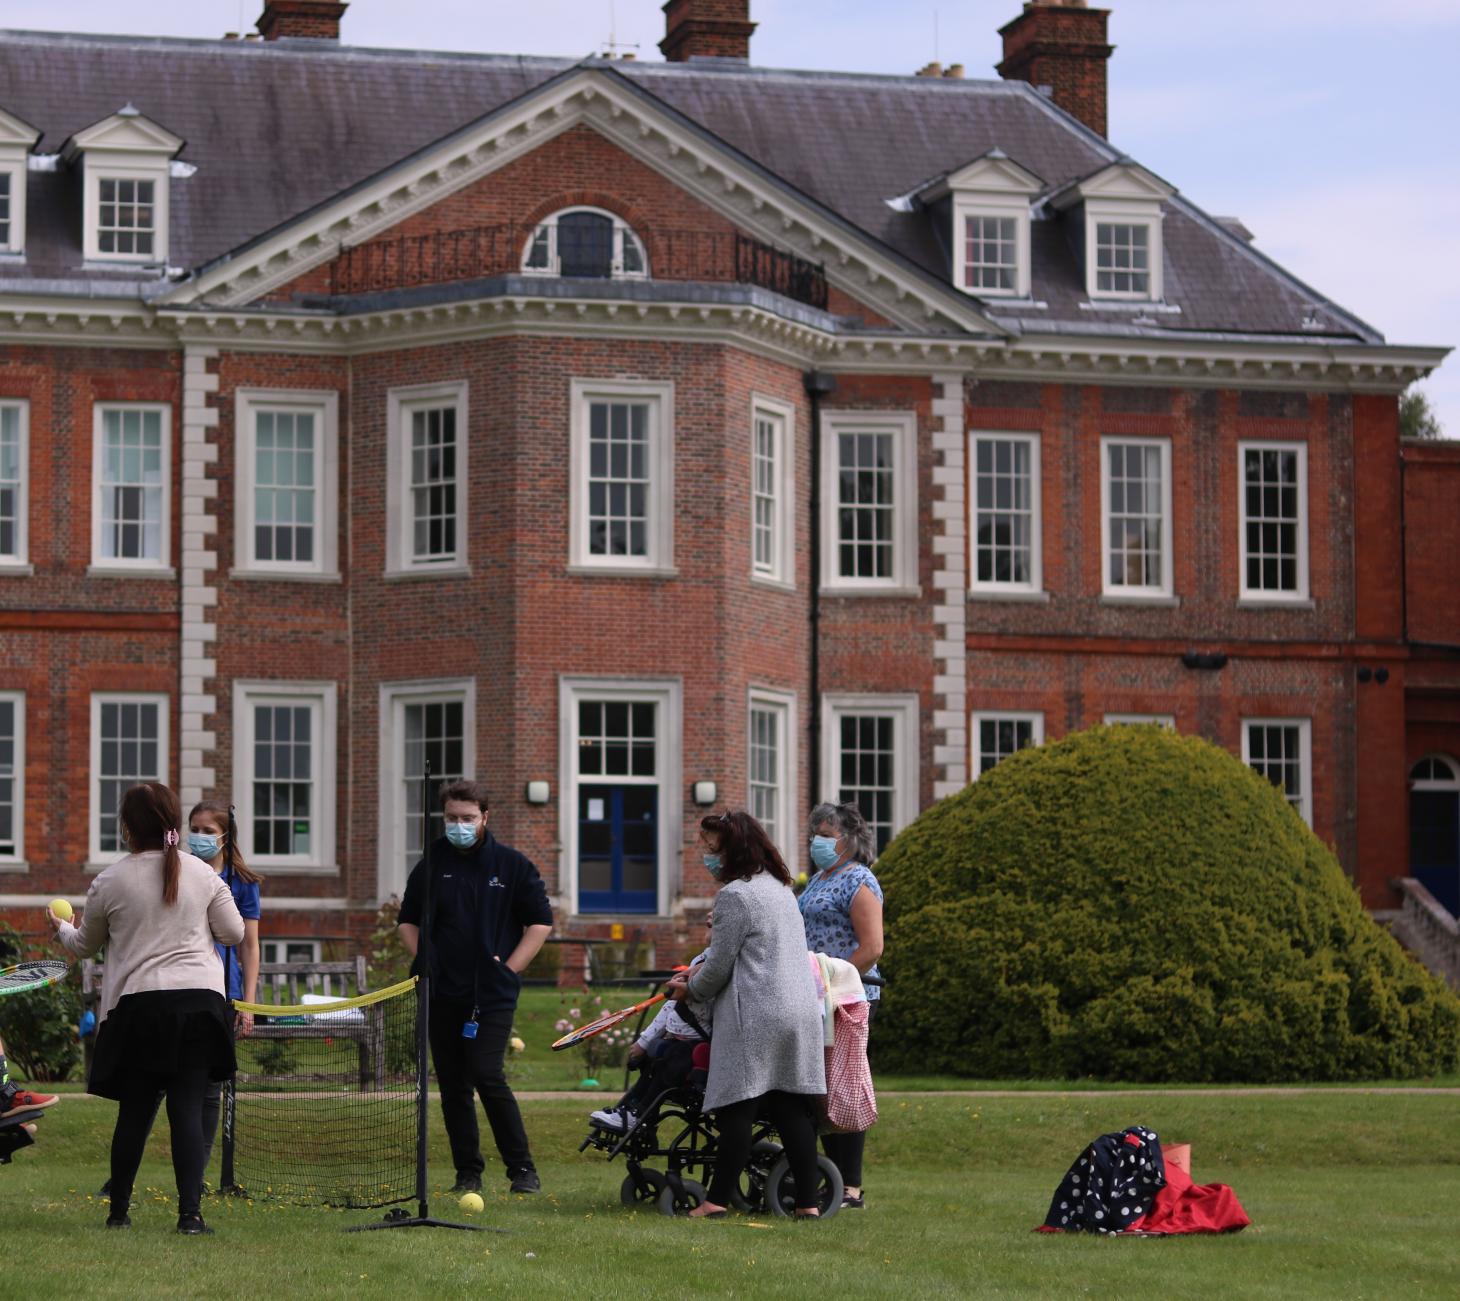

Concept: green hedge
[[873, 725, 1460, 1082], [0, 924, 82, 1083]]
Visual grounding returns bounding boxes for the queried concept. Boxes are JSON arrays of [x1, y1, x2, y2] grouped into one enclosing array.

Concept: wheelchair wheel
[[656, 1176, 708, 1217], [732, 1139, 783, 1211], [620, 1169, 667, 1209], [764, 1154, 843, 1219]]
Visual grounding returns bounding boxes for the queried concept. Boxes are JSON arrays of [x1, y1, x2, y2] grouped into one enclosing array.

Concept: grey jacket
[[686, 870, 825, 1112]]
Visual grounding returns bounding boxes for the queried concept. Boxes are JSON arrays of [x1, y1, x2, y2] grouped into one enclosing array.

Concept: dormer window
[[915, 150, 1042, 301], [1050, 159, 1175, 304], [0, 108, 41, 256], [522, 207, 648, 280], [62, 105, 183, 266]]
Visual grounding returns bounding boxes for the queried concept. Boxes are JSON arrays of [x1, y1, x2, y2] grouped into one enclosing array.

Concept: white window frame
[[953, 196, 1031, 299], [521, 206, 649, 280], [558, 676, 683, 917], [1100, 435, 1173, 599], [1104, 713, 1176, 729], [0, 162, 25, 256], [89, 691, 168, 867], [820, 693, 921, 851], [377, 677, 477, 904], [261, 937, 323, 966], [820, 410, 919, 595], [1411, 754, 1460, 790], [90, 402, 172, 574], [233, 388, 340, 580], [970, 431, 1042, 595], [385, 381, 469, 576], [0, 690, 24, 868], [568, 378, 675, 576], [0, 400, 29, 569], [750, 395, 796, 588], [84, 162, 170, 265], [1084, 204, 1163, 302], [747, 686, 799, 873], [233, 681, 338, 874], [1237, 440, 1310, 603], [1241, 717, 1313, 826], [971, 711, 1045, 779]]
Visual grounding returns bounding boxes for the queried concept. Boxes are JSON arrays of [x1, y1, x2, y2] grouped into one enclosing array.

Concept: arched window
[[1410, 754, 1460, 917], [522, 207, 647, 280]]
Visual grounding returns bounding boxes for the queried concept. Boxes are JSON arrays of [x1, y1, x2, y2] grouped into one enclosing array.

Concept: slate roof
[[0, 29, 1381, 342]]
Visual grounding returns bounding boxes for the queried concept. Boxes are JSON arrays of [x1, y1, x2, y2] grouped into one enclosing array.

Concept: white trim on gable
[[158, 69, 1000, 337]]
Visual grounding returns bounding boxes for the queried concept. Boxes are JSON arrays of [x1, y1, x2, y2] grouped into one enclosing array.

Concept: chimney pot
[[257, 0, 348, 42], [660, 0, 756, 63], [915, 60, 943, 78], [943, 63, 965, 79], [996, 1, 1113, 136]]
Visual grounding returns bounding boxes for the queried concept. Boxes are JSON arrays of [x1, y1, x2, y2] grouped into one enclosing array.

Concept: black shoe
[[104, 1215, 131, 1229], [99, 1178, 112, 1197], [841, 1193, 865, 1209], [176, 1213, 213, 1235], [508, 1168, 541, 1195], [449, 1174, 482, 1195]]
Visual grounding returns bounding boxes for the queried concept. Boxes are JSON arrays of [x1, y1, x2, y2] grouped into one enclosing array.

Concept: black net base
[[229, 978, 419, 1210]]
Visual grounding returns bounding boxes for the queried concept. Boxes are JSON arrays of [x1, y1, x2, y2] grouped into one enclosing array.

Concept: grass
[[5, 1087, 1459, 1298]]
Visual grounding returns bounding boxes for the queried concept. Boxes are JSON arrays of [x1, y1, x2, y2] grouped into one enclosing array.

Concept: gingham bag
[[822, 999, 877, 1134]]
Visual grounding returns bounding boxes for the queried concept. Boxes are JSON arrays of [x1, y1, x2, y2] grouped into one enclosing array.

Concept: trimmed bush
[[874, 725, 1460, 1081], [0, 924, 83, 1083]]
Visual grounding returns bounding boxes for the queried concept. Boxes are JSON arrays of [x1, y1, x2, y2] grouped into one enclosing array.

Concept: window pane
[[99, 409, 164, 561], [836, 713, 895, 856], [96, 699, 162, 853], [409, 404, 458, 562], [973, 436, 1034, 586], [1105, 442, 1165, 589], [975, 715, 1038, 776], [586, 399, 652, 558], [402, 697, 466, 875], [253, 703, 314, 858], [1242, 447, 1302, 593], [837, 431, 895, 580]]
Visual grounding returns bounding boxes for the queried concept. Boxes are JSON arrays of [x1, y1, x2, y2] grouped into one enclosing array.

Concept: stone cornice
[[0, 290, 1446, 393]]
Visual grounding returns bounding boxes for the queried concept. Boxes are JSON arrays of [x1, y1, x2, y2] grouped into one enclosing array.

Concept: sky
[[9, 0, 1458, 433]]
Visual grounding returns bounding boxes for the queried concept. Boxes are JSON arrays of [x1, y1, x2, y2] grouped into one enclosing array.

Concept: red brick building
[[0, 0, 1454, 966]]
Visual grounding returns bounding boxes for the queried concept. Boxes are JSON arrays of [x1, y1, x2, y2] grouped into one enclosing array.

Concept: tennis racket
[[552, 993, 666, 1051], [0, 960, 70, 999]]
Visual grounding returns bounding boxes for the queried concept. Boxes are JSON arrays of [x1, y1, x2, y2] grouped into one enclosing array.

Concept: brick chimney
[[257, 0, 347, 41], [660, 0, 756, 63], [997, 1, 1114, 137]]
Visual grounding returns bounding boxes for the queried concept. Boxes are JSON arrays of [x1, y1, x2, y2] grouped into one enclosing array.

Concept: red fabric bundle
[[1128, 1161, 1251, 1235]]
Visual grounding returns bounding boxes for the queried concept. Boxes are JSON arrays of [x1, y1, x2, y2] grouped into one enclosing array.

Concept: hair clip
[[163, 829, 180, 847]]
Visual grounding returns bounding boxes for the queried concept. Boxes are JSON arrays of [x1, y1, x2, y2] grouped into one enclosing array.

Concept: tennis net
[[226, 976, 419, 1209]]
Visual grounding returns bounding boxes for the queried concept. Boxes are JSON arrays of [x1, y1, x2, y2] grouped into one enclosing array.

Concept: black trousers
[[820, 999, 878, 1187], [620, 1039, 697, 1115], [110, 1063, 211, 1218], [428, 998, 534, 1179], [708, 1090, 820, 1211]]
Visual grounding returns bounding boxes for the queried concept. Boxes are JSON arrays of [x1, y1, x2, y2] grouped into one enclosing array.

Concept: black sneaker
[[176, 1213, 213, 1235], [104, 1215, 131, 1229], [508, 1168, 541, 1195], [449, 1174, 483, 1195]]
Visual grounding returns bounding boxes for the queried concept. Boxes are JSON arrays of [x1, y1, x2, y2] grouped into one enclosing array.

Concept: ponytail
[[118, 782, 185, 905]]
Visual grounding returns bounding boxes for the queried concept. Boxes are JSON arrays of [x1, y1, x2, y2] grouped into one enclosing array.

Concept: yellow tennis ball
[[458, 1192, 484, 1214], [49, 898, 73, 922], [509, 1036, 526, 1053]]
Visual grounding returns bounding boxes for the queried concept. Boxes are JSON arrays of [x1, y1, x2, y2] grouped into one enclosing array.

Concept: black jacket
[[398, 830, 554, 1008]]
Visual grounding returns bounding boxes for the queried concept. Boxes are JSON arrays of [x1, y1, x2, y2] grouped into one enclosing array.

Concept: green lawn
[[5, 1087, 1458, 1298]]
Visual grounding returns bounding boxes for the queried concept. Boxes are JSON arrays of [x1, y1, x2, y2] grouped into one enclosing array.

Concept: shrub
[[0, 923, 83, 1083], [873, 725, 1460, 1082]]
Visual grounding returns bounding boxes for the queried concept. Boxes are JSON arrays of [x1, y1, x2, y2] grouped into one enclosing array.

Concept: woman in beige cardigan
[[51, 782, 243, 1234]]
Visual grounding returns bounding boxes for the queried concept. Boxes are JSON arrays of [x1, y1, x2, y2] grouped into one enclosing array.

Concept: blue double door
[[1412, 788, 1460, 916], [578, 784, 658, 914]]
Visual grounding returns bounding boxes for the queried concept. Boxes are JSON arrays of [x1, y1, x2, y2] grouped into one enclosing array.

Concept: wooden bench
[[81, 956, 390, 1089]]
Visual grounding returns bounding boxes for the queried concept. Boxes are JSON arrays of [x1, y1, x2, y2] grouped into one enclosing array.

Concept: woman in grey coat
[[667, 810, 825, 1218]]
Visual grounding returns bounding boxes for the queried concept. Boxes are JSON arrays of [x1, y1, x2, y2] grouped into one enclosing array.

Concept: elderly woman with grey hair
[[799, 800, 885, 1210]]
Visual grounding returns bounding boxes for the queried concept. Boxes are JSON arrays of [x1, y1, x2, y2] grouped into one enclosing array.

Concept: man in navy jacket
[[398, 779, 553, 1195]]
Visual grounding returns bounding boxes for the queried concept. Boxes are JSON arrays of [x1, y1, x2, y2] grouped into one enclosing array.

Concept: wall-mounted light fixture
[[524, 780, 551, 805], [692, 780, 718, 806]]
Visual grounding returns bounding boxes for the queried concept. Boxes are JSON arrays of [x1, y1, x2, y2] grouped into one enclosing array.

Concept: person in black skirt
[[51, 782, 244, 1233]]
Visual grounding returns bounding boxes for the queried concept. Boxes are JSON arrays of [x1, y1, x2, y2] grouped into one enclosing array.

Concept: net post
[[416, 761, 432, 1221]]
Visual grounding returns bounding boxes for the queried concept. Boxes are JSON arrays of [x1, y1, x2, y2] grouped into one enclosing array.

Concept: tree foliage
[[873, 726, 1460, 1082], [1400, 387, 1444, 441]]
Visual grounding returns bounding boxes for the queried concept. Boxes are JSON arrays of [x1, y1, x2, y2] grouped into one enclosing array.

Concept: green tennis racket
[[0, 960, 70, 998]]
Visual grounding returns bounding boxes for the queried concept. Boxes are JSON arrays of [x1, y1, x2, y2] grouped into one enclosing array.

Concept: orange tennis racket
[[551, 993, 666, 1051]]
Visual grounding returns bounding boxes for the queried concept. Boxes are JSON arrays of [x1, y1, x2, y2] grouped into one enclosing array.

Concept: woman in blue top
[[187, 799, 261, 1174], [799, 801, 884, 1211]]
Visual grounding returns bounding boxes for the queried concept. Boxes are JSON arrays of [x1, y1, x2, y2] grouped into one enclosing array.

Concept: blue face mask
[[810, 836, 841, 871], [188, 832, 221, 860], [702, 853, 724, 879], [445, 822, 480, 849]]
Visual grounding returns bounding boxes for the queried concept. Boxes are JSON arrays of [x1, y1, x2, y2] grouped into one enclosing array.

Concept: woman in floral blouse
[[798, 801, 884, 1210]]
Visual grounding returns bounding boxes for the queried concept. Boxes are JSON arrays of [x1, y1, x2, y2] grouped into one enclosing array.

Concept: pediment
[[1051, 159, 1176, 209], [939, 150, 1044, 198], [0, 107, 41, 152], [63, 107, 184, 161], [161, 65, 1004, 338]]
